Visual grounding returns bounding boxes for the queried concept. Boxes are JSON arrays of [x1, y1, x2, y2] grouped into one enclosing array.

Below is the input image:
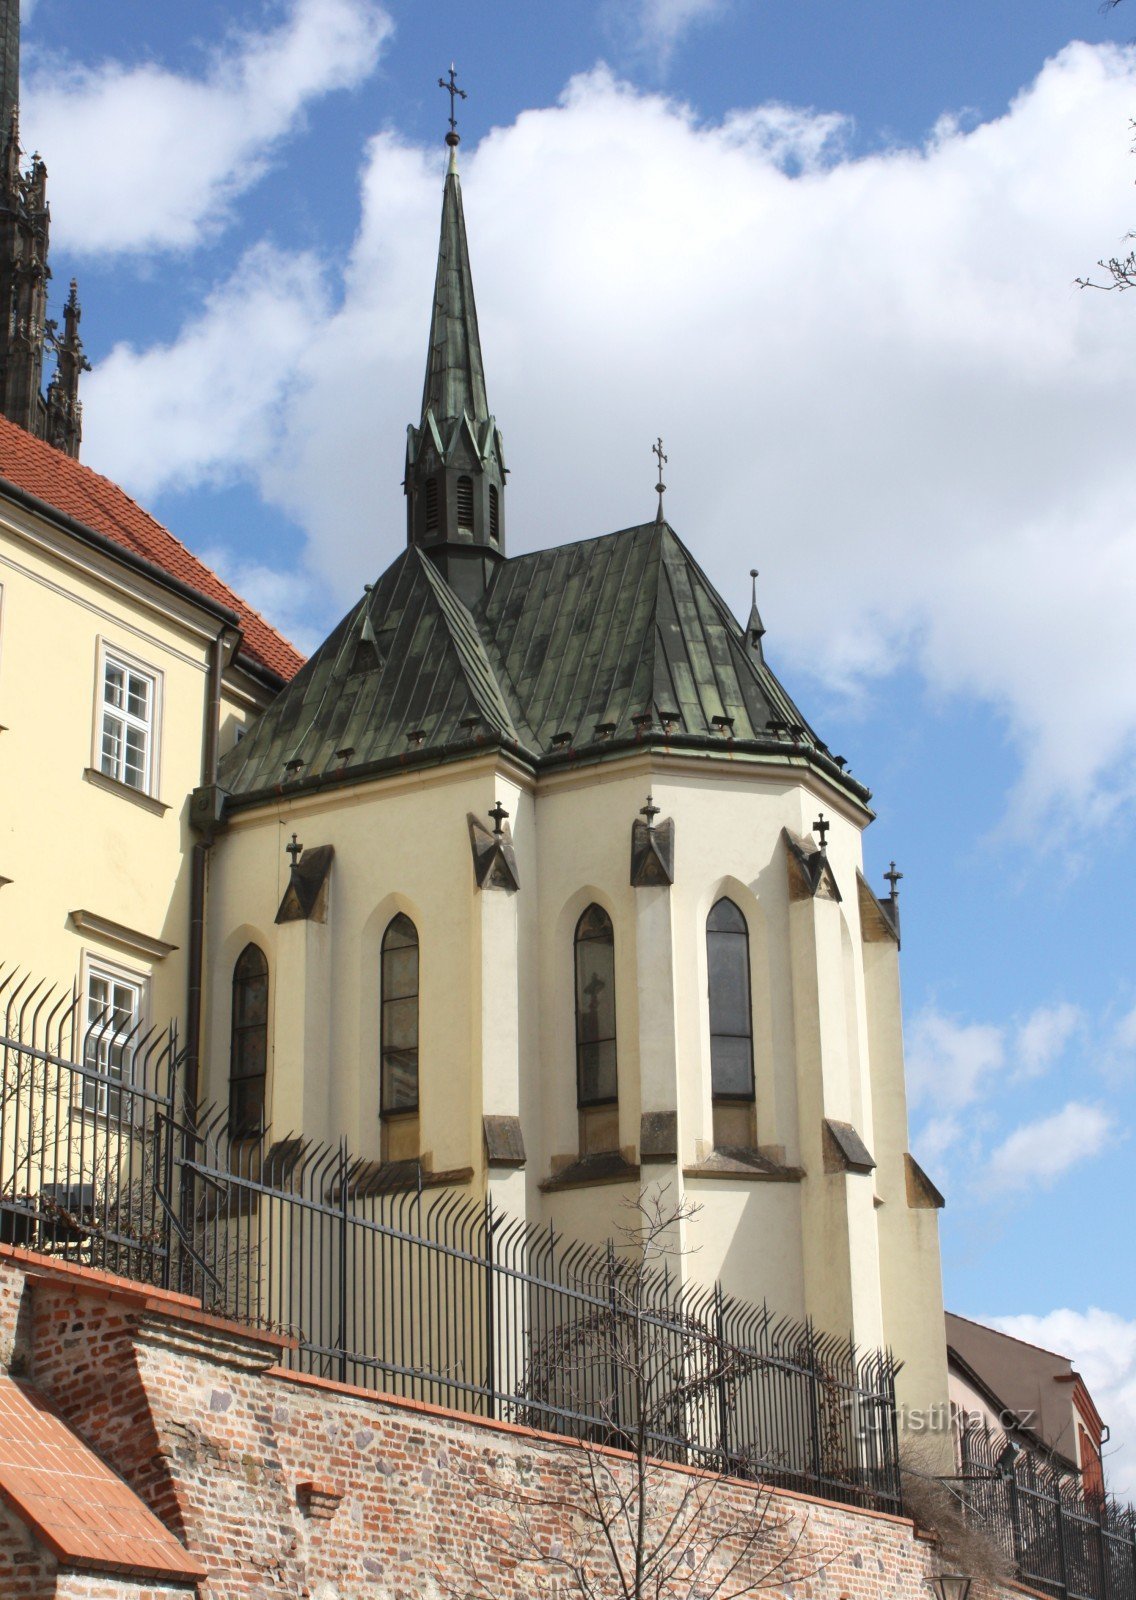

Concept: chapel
[[190, 111, 953, 1452]]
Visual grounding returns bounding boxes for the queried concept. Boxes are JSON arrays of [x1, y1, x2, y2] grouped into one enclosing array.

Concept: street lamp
[[931, 1576, 972, 1600]]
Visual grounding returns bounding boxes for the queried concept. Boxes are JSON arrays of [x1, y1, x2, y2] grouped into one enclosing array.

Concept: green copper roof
[[218, 520, 867, 808], [420, 159, 488, 426]]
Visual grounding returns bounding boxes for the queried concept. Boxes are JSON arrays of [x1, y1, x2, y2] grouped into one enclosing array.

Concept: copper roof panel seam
[[551, 529, 649, 736], [580, 528, 657, 727]]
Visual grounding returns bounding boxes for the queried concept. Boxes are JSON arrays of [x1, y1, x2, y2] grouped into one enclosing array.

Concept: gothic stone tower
[[0, 0, 87, 458]]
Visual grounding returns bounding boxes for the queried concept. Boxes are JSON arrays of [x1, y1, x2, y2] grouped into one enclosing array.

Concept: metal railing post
[[484, 1197, 496, 1421], [1054, 1486, 1070, 1600], [606, 1239, 622, 1438], [337, 1138, 349, 1384], [714, 1281, 731, 1473], [806, 1321, 824, 1495]]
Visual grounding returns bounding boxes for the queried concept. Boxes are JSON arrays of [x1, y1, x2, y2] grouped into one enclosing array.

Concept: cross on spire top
[[489, 799, 508, 837], [884, 861, 903, 899], [286, 833, 303, 868], [640, 793, 661, 830], [813, 812, 830, 852], [653, 437, 667, 524], [438, 63, 467, 145]]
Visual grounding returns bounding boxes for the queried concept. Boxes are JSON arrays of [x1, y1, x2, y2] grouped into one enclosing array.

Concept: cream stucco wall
[[200, 738, 948, 1422], [0, 499, 274, 1036]]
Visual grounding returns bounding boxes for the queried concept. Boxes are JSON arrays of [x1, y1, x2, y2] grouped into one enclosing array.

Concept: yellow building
[[0, 413, 302, 1098]]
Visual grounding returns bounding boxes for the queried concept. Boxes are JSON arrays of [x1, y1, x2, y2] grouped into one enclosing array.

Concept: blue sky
[[19, 0, 1136, 1487]]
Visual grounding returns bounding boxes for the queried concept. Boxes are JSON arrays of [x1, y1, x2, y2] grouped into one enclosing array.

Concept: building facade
[[189, 127, 952, 1455]]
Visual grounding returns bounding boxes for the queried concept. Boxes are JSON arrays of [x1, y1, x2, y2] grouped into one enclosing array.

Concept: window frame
[[78, 952, 148, 1120], [92, 638, 163, 800], [574, 903, 618, 1110], [706, 896, 756, 1104], [229, 943, 269, 1138], [380, 914, 420, 1117]]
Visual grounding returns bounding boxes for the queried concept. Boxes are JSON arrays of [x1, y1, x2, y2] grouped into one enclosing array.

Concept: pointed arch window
[[424, 478, 440, 532], [706, 898, 754, 1101], [456, 474, 474, 530], [574, 904, 617, 1107], [489, 484, 500, 543], [230, 943, 268, 1136], [381, 914, 419, 1115]]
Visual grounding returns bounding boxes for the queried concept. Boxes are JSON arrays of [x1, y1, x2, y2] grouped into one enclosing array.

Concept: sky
[[16, 0, 1136, 1493]]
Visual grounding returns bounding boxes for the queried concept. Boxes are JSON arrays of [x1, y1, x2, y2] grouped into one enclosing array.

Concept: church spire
[[405, 68, 506, 607], [0, 0, 88, 456]]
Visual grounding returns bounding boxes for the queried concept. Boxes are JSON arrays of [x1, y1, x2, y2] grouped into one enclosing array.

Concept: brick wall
[[0, 1250, 1028, 1600]]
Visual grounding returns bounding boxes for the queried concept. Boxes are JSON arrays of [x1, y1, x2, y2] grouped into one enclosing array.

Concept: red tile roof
[[0, 1376, 206, 1580], [0, 415, 304, 683]]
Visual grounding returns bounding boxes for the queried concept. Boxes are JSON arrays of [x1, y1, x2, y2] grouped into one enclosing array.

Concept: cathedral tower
[[0, 0, 87, 458], [404, 105, 506, 606]]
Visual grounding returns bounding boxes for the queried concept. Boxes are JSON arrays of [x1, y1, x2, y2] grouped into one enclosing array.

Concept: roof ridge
[[411, 549, 521, 740]]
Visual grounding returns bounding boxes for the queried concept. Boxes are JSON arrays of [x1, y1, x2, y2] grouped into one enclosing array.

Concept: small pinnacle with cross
[[489, 799, 508, 837], [640, 794, 661, 830], [653, 437, 667, 524], [286, 834, 303, 868], [884, 861, 903, 899], [813, 813, 830, 852], [438, 63, 467, 145]]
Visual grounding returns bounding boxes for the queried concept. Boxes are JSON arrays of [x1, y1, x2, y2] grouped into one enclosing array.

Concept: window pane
[[124, 725, 147, 788], [233, 1028, 266, 1080], [101, 717, 122, 778], [382, 944, 418, 1001], [383, 996, 418, 1051], [231, 1078, 263, 1136], [236, 970, 268, 1026], [126, 673, 150, 720], [578, 1040, 618, 1105], [708, 898, 747, 935], [381, 1048, 419, 1111], [711, 1035, 754, 1099], [104, 661, 124, 708], [575, 941, 615, 1042], [708, 932, 750, 1036]]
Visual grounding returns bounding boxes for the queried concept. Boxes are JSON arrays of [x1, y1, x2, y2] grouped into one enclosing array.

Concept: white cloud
[[22, 0, 393, 254], [906, 1009, 1004, 1113], [83, 244, 330, 493], [78, 44, 1136, 833], [613, 0, 732, 70], [986, 1102, 1114, 1194], [990, 1308, 1136, 1500], [1014, 1002, 1082, 1077], [199, 547, 327, 659]]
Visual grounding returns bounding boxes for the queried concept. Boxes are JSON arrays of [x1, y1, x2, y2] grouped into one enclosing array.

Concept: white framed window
[[80, 957, 147, 1118], [94, 641, 162, 797]]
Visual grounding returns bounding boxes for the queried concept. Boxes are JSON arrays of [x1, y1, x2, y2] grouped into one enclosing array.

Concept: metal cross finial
[[286, 833, 303, 868], [884, 861, 903, 899], [438, 63, 467, 139], [653, 437, 667, 523], [640, 793, 661, 830], [489, 799, 509, 837], [813, 813, 830, 851]]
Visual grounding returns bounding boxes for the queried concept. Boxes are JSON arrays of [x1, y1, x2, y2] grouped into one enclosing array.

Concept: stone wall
[[0, 1247, 1022, 1600]]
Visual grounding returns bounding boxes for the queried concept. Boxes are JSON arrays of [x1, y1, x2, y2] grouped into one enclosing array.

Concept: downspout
[[184, 624, 239, 1119]]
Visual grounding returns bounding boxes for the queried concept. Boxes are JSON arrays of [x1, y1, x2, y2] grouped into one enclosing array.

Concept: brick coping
[[269, 1363, 916, 1529], [0, 1243, 297, 1352]]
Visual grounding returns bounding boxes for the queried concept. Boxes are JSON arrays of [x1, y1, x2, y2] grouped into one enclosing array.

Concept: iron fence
[[3, 964, 898, 1512], [940, 1420, 1136, 1600]]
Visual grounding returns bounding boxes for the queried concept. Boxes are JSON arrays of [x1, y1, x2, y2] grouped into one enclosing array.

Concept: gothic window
[[574, 904, 617, 1107], [230, 944, 268, 1136], [489, 484, 500, 543], [706, 898, 754, 1101], [425, 477, 440, 532], [456, 474, 474, 530], [381, 914, 419, 1115]]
